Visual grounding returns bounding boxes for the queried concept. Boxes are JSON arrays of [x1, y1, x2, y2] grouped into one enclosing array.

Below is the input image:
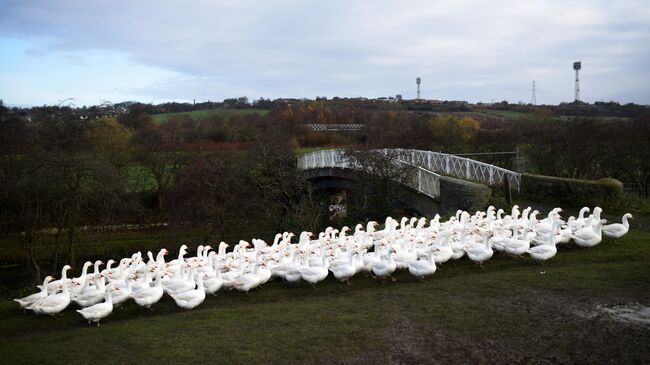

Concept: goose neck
[[622, 214, 631, 228]]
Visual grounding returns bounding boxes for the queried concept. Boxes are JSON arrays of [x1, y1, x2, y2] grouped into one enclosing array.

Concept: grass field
[[1, 228, 648, 363], [478, 109, 536, 120], [151, 108, 269, 123]]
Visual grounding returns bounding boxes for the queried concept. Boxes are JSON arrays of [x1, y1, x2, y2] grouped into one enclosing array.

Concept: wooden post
[[503, 175, 512, 205]]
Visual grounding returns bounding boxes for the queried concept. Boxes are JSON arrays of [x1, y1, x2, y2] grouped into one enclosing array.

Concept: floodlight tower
[[416, 77, 421, 100], [573, 61, 581, 102]]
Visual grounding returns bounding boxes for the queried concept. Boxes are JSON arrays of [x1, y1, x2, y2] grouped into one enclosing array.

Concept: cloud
[[1, 0, 649, 105]]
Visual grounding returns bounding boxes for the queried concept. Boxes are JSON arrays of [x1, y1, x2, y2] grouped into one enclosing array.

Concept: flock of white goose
[[15, 205, 633, 326]]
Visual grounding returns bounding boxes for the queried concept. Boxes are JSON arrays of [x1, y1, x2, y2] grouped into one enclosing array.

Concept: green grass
[[1, 229, 649, 363], [293, 147, 335, 157], [151, 108, 269, 123], [478, 109, 536, 120]]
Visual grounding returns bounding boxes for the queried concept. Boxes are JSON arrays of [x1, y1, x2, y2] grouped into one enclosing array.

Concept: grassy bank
[[1, 229, 648, 363]]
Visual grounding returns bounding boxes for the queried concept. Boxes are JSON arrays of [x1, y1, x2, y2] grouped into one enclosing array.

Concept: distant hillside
[[151, 108, 269, 123]]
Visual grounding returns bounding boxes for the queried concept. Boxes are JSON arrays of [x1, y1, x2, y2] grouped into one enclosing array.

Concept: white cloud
[[0, 0, 649, 104]]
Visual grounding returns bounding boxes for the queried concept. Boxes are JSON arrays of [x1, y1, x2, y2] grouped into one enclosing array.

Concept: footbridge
[[298, 149, 521, 214]]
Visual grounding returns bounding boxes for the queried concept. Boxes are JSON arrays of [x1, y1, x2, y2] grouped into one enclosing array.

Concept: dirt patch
[[331, 288, 650, 364], [576, 304, 650, 329]]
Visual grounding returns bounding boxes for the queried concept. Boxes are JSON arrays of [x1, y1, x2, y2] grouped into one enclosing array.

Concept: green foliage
[[429, 114, 480, 149]]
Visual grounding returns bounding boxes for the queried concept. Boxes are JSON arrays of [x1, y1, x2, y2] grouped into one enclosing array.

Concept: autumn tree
[[429, 115, 480, 150]]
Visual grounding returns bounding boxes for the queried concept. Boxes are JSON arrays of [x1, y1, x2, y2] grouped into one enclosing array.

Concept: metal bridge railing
[[298, 148, 522, 193], [298, 149, 441, 198], [387, 149, 521, 191]]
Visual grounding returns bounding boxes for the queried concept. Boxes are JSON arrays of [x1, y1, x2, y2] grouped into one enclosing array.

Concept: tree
[[429, 115, 479, 150], [88, 116, 133, 169], [136, 149, 184, 210], [244, 123, 309, 232], [344, 149, 412, 222], [117, 104, 154, 130], [166, 153, 244, 240]]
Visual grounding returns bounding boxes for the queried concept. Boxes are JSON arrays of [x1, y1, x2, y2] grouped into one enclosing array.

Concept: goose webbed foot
[[390, 275, 397, 283]]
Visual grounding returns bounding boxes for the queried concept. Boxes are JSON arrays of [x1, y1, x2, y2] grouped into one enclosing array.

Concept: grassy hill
[[1, 229, 649, 363], [151, 108, 269, 123]]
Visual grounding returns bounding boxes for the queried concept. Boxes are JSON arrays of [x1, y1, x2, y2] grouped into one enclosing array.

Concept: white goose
[[73, 275, 107, 307], [14, 276, 53, 310], [47, 265, 73, 293], [203, 255, 223, 295], [330, 249, 358, 284], [27, 267, 72, 316], [300, 245, 330, 286], [69, 261, 93, 293], [602, 213, 633, 241], [371, 246, 397, 280], [108, 278, 132, 307], [526, 228, 558, 263], [164, 265, 198, 295], [572, 219, 605, 248], [504, 227, 531, 256], [465, 232, 493, 266], [130, 272, 164, 309], [232, 251, 264, 292], [77, 290, 115, 326], [407, 247, 436, 280], [170, 274, 206, 309], [431, 233, 454, 264]]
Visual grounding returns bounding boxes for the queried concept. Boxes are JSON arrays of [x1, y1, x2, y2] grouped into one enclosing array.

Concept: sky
[[1, 0, 649, 106]]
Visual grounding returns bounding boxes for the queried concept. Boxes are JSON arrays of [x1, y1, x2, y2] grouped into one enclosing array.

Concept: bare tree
[[344, 149, 412, 221]]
